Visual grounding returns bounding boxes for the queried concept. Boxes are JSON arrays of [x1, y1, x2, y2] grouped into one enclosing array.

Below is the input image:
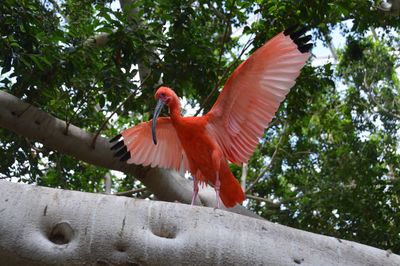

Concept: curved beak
[[152, 99, 165, 145]]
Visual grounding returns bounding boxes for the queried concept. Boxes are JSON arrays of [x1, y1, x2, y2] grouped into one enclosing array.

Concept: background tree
[[1, 0, 399, 257]]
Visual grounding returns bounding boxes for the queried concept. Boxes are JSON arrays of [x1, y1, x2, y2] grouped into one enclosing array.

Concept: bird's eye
[[160, 93, 166, 98]]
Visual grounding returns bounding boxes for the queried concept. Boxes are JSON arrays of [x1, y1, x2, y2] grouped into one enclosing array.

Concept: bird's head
[[154, 86, 176, 105], [152, 86, 178, 145]]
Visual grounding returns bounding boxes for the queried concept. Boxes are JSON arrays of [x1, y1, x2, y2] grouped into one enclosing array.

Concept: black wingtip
[[284, 26, 313, 53], [290, 27, 308, 40], [283, 24, 299, 36], [109, 134, 122, 143], [114, 146, 128, 157], [119, 152, 131, 162], [110, 134, 131, 162], [111, 140, 124, 151], [299, 43, 313, 53], [294, 35, 312, 47]]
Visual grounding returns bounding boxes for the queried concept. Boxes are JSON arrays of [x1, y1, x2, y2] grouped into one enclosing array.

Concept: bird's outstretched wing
[[206, 27, 312, 165], [110, 117, 189, 172]]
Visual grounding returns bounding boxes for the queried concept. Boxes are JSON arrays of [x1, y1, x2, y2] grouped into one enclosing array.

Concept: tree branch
[[104, 172, 112, 194], [115, 187, 148, 196], [195, 36, 254, 116], [216, 1, 234, 69], [90, 73, 150, 149], [119, 0, 160, 84], [83, 32, 111, 48], [206, 3, 230, 21], [363, 70, 400, 120], [323, 32, 337, 61], [241, 163, 248, 191], [246, 122, 287, 193], [377, 0, 400, 14], [246, 194, 279, 208], [1, 180, 399, 265]]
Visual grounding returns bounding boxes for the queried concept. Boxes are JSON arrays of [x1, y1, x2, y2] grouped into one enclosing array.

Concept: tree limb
[[1, 180, 399, 265], [246, 122, 286, 193], [377, 0, 400, 14], [115, 187, 148, 196], [90, 73, 150, 149], [83, 32, 111, 48], [195, 36, 254, 116], [246, 194, 279, 208], [103, 172, 112, 194], [323, 32, 337, 61], [119, 0, 159, 84], [363, 71, 400, 120], [241, 163, 248, 191]]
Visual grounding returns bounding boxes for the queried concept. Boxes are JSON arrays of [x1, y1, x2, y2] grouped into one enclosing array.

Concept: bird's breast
[[173, 117, 220, 166]]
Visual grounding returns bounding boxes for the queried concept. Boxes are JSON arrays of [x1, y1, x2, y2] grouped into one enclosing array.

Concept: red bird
[[110, 27, 312, 208]]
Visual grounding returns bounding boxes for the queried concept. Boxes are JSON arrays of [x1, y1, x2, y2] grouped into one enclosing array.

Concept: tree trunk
[[0, 180, 398, 265]]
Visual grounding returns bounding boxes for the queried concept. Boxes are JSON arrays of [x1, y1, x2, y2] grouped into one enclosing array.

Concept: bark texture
[[0, 91, 258, 218], [0, 180, 399, 265]]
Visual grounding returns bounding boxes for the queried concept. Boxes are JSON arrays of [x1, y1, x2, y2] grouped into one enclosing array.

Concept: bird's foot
[[214, 172, 221, 209], [191, 177, 199, 206], [214, 197, 221, 210], [191, 192, 198, 206]]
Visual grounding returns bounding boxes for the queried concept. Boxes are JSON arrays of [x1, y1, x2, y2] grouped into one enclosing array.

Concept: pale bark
[[83, 32, 111, 47], [119, 0, 159, 84], [0, 180, 399, 265], [0, 91, 258, 219], [324, 33, 337, 62], [104, 172, 112, 194], [378, 0, 400, 14], [83, 0, 160, 84], [240, 163, 247, 191]]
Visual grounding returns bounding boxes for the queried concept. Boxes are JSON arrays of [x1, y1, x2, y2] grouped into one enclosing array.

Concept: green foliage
[[1, 0, 399, 253]]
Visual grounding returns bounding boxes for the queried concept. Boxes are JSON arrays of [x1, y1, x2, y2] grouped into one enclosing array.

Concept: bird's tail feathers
[[219, 162, 245, 208]]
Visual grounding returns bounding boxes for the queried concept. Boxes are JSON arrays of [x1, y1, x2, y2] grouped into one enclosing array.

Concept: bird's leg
[[214, 172, 221, 209], [191, 176, 199, 205], [211, 149, 223, 209]]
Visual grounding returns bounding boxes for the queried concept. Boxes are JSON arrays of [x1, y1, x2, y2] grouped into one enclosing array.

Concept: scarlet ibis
[[110, 26, 312, 208]]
